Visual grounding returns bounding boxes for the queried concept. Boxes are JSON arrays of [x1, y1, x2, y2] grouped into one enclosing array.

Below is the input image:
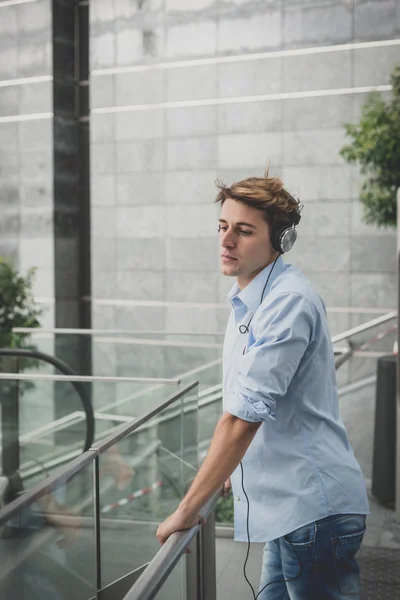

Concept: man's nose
[[221, 230, 236, 248]]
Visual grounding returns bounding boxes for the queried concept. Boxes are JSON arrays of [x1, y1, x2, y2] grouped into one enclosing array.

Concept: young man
[[157, 174, 369, 599]]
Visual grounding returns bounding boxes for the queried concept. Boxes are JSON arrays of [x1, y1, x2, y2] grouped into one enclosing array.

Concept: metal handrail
[[13, 327, 226, 336], [2, 353, 220, 480], [0, 380, 198, 526], [338, 375, 377, 398], [331, 311, 397, 344], [0, 449, 96, 527], [334, 346, 354, 369], [122, 490, 221, 600], [95, 336, 223, 349], [0, 348, 95, 452], [16, 381, 215, 480], [332, 312, 397, 371], [14, 312, 397, 354], [12, 307, 397, 337], [0, 373, 180, 384]]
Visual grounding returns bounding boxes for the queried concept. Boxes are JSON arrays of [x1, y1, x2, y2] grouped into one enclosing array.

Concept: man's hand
[[222, 478, 231, 498], [156, 507, 205, 546], [155, 413, 260, 550]]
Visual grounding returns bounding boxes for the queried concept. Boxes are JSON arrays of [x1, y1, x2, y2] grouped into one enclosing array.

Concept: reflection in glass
[[99, 387, 198, 595], [0, 461, 96, 600]]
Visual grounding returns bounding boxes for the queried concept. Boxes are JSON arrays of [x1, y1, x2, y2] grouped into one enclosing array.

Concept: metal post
[[93, 454, 102, 592], [52, 0, 92, 447], [186, 534, 201, 600], [0, 357, 19, 477], [200, 508, 217, 600], [396, 187, 400, 522]]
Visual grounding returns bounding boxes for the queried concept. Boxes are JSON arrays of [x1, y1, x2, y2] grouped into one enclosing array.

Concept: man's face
[[219, 198, 277, 289]]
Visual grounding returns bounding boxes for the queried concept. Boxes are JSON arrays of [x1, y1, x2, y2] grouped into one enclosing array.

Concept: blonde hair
[[215, 169, 300, 233]]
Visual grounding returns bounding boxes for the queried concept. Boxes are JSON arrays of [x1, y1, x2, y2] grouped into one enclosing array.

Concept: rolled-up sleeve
[[227, 292, 315, 423]]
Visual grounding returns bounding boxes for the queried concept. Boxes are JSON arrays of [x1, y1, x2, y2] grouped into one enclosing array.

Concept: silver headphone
[[271, 204, 303, 254]]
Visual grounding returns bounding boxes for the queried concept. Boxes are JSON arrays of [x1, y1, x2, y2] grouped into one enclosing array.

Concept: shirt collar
[[227, 255, 286, 314]]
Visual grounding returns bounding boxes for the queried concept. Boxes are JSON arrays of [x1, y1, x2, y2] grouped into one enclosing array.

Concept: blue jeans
[[258, 514, 366, 599]]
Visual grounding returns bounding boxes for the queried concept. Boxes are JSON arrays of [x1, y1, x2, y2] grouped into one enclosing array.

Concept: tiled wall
[[1, 0, 399, 383], [0, 0, 54, 329], [0, 0, 54, 430], [90, 0, 400, 362]]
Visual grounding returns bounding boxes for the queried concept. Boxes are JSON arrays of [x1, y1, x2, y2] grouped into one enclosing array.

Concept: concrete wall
[[1, 0, 399, 384], [0, 0, 54, 434], [89, 0, 400, 382], [0, 0, 54, 329]]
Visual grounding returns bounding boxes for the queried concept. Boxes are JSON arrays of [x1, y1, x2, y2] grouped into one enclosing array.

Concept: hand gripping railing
[[122, 490, 221, 600]]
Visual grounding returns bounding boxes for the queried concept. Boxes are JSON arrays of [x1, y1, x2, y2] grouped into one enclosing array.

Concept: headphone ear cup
[[280, 227, 297, 253], [271, 226, 287, 253], [272, 226, 298, 253]]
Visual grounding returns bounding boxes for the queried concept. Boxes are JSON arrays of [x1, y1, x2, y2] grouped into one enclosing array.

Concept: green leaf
[[340, 66, 400, 227], [0, 257, 44, 350], [215, 492, 234, 525]]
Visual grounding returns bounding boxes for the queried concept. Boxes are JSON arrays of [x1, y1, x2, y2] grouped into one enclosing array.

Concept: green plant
[[340, 66, 400, 227], [215, 490, 234, 525], [0, 258, 43, 350]]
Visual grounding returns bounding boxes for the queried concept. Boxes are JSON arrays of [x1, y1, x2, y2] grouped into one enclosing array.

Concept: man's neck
[[237, 254, 279, 290]]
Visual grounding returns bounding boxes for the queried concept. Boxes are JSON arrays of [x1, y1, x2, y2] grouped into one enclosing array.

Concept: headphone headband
[[290, 209, 302, 226]]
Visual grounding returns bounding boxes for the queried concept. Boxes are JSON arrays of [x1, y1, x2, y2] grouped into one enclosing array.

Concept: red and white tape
[[101, 480, 163, 514]]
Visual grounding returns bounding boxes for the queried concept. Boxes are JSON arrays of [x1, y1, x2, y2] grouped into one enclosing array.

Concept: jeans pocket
[[331, 527, 366, 595], [283, 521, 316, 549]]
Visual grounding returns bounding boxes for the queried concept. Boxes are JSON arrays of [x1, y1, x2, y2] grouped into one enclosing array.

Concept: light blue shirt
[[223, 256, 370, 543]]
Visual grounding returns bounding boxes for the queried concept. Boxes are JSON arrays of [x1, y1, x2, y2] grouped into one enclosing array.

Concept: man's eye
[[218, 226, 227, 232], [240, 230, 252, 236]]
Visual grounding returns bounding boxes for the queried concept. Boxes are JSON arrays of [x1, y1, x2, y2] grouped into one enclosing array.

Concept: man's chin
[[221, 265, 239, 277]]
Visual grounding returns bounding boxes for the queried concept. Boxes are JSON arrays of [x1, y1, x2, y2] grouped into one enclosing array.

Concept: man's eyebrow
[[218, 219, 257, 229]]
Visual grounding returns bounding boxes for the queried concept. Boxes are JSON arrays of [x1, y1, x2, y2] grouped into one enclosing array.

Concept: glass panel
[[20, 379, 90, 486], [0, 459, 96, 600], [98, 385, 198, 588], [331, 313, 396, 464], [332, 311, 396, 386], [90, 379, 174, 429], [182, 384, 199, 493], [0, 372, 91, 491], [154, 556, 185, 600], [0, 372, 182, 499], [339, 355, 377, 482], [9, 330, 221, 452], [181, 361, 222, 461], [182, 360, 225, 526]]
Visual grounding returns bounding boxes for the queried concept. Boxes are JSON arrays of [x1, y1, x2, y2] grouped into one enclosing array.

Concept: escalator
[[0, 348, 95, 506], [0, 380, 199, 600]]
